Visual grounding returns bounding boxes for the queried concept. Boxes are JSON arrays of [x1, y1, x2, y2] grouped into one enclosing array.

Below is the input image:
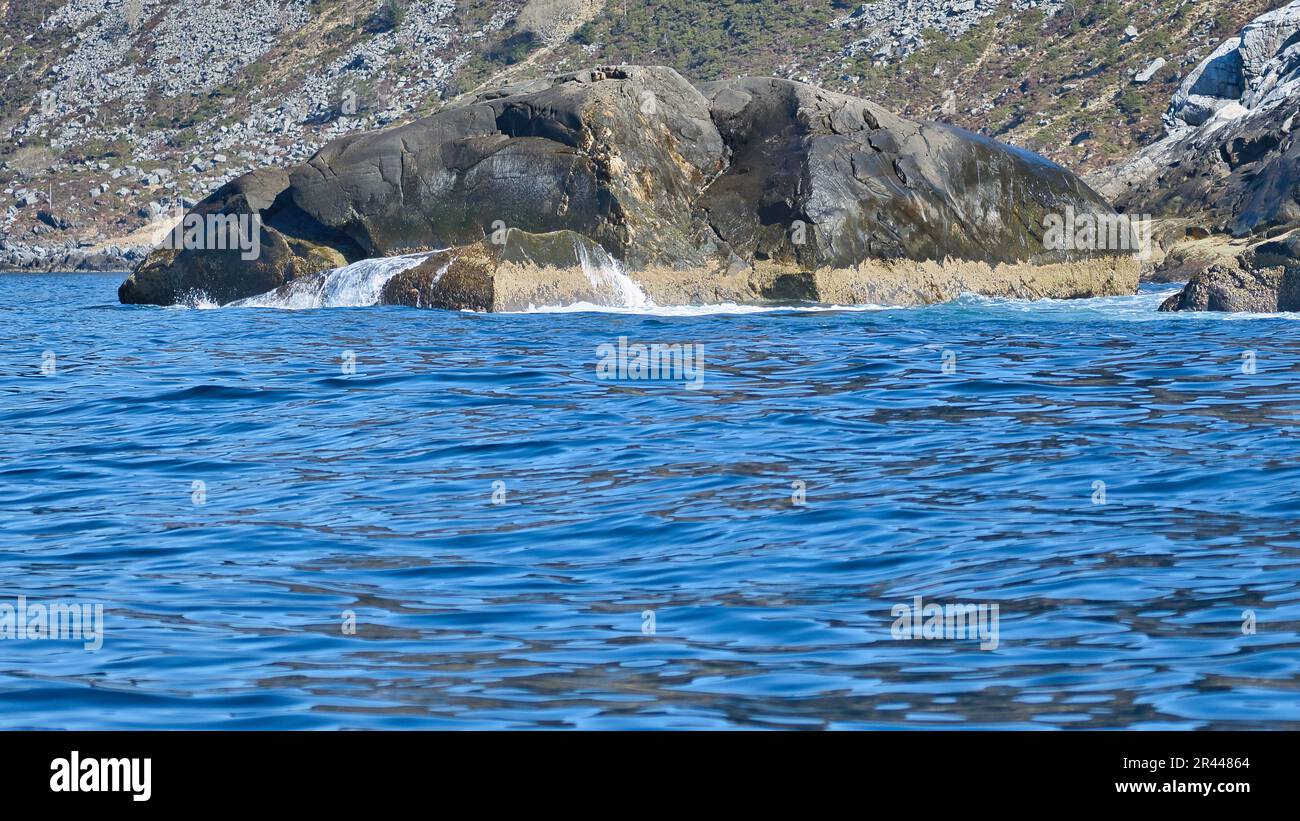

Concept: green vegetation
[[553, 0, 833, 79], [448, 53, 496, 97], [501, 0, 1280, 176], [486, 31, 538, 66], [1115, 87, 1145, 118], [80, 137, 134, 160], [366, 0, 407, 34]]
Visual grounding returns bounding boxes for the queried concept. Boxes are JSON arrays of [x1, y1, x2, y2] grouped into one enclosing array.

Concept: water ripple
[[0, 274, 1298, 728]]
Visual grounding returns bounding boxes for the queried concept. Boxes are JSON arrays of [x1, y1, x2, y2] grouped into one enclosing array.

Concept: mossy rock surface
[[120, 65, 1129, 308]]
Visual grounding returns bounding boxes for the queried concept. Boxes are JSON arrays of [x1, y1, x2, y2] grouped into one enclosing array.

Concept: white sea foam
[[514, 301, 897, 316], [574, 239, 652, 309], [186, 252, 1300, 319], [228, 252, 436, 309]]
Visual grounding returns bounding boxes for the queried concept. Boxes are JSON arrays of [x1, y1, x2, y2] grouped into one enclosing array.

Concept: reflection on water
[[1, 274, 1298, 729]]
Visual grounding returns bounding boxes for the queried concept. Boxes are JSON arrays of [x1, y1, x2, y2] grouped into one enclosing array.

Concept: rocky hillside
[[0, 0, 1281, 269], [1102, 0, 1300, 234], [1091, 0, 1300, 312]]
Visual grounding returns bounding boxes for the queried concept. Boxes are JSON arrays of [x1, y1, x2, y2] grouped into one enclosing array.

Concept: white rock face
[[1095, 0, 1300, 211], [1133, 57, 1166, 84], [1085, 0, 1300, 242], [1167, 0, 1300, 131], [833, 0, 1066, 63]]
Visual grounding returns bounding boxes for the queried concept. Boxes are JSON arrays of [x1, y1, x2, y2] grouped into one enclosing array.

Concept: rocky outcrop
[[365, 227, 1138, 312], [118, 167, 354, 305], [1099, 1, 1300, 236], [121, 65, 1138, 310], [1100, 1, 1300, 311], [1157, 263, 1300, 312], [378, 229, 642, 311], [1158, 233, 1300, 312]]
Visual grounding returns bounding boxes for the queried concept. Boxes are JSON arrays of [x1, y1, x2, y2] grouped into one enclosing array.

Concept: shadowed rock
[[121, 65, 1135, 309], [118, 167, 356, 305], [1158, 237, 1300, 312], [697, 76, 1117, 268]]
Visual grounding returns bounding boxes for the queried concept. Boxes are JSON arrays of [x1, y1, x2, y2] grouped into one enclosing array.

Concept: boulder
[[1157, 263, 1300, 312], [1157, 237, 1300, 311], [121, 65, 1136, 309], [119, 166, 356, 305], [374, 229, 643, 311], [287, 65, 726, 269], [36, 210, 69, 230], [695, 75, 1119, 269], [1132, 58, 1166, 84]]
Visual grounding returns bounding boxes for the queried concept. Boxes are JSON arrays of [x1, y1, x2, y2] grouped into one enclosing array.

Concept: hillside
[[0, 0, 1282, 269]]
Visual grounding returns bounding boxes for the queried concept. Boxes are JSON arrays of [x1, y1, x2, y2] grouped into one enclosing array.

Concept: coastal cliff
[[1097, 1, 1300, 312]]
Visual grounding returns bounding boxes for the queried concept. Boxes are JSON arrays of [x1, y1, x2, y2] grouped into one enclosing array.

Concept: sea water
[[2, 271, 1298, 729]]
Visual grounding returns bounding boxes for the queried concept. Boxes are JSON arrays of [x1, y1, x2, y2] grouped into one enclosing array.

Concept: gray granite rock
[[121, 65, 1129, 307]]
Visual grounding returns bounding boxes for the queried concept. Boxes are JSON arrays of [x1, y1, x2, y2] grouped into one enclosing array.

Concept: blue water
[[3, 272, 1299, 729]]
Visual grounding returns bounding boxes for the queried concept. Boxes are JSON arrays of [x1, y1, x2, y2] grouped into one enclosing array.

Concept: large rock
[[118, 167, 354, 305], [279, 65, 724, 272], [696, 75, 1121, 269], [121, 65, 1137, 309], [380, 229, 648, 311], [1166, 4, 1300, 130], [1158, 235, 1300, 312], [1158, 262, 1300, 312]]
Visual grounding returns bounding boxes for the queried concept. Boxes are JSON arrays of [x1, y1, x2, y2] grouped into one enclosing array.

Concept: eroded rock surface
[[1099, 1, 1300, 312], [121, 65, 1135, 309], [1100, 1, 1300, 237], [1158, 233, 1300, 312]]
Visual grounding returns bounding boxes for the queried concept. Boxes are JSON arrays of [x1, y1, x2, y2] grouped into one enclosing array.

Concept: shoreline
[[0, 267, 128, 274]]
